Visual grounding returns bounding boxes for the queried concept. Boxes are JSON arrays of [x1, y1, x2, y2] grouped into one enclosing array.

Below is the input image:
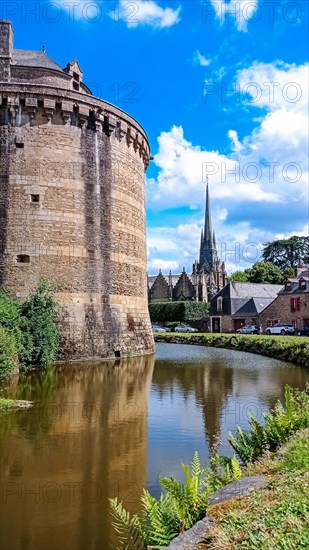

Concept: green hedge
[[149, 301, 209, 323]]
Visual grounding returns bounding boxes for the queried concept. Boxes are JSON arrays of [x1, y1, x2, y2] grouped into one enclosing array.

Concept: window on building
[[16, 142, 24, 148], [267, 320, 278, 327], [299, 280, 306, 290], [16, 254, 30, 264], [30, 194, 40, 203], [285, 281, 292, 291], [290, 297, 301, 312], [217, 297, 223, 312]]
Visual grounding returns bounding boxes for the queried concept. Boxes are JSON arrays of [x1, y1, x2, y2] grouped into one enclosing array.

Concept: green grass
[[0, 397, 17, 411], [203, 429, 309, 550]]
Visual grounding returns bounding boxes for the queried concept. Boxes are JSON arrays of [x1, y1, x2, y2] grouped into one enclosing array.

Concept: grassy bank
[[203, 429, 309, 549], [110, 386, 309, 549], [154, 333, 309, 367]]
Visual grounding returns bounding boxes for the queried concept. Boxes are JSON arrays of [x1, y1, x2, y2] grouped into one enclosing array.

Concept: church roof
[[148, 273, 193, 289], [12, 49, 64, 72]]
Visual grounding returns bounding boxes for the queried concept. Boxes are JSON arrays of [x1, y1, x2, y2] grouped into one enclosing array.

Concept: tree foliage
[[20, 279, 59, 367], [247, 262, 283, 284], [228, 270, 250, 282], [149, 301, 209, 323], [229, 262, 283, 284], [0, 326, 17, 378], [0, 279, 60, 376], [262, 236, 309, 270]]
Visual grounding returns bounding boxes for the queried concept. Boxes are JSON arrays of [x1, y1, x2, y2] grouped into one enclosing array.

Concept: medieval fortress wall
[[0, 20, 155, 359]]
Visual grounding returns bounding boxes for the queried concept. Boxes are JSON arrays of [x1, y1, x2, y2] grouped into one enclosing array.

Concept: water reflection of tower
[[152, 358, 233, 450], [0, 355, 154, 550]]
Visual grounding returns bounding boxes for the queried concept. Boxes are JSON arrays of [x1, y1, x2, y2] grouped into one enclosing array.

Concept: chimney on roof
[[0, 20, 14, 82]]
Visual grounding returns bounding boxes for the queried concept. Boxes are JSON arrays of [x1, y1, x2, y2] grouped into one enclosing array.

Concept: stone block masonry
[[0, 20, 155, 359]]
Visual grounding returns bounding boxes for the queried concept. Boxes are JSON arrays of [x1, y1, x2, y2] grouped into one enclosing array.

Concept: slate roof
[[229, 282, 283, 298], [278, 277, 309, 294], [12, 49, 64, 72], [233, 297, 276, 317], [210, 282, 283, 316]]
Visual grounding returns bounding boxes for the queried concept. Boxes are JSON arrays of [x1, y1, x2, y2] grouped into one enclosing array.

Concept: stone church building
[[148, 181, 227, 303]]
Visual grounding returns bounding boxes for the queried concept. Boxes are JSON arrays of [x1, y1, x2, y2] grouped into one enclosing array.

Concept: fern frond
[[109, 497, 144, 550], [231, 455, 242, 480]]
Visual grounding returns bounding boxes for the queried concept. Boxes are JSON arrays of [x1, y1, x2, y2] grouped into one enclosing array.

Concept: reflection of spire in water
[[0, 355, 155, 550], [152, 359, 233, 450]]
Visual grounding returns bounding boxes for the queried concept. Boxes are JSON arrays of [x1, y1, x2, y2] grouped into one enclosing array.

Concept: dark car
[[297, 325, 309, 336]]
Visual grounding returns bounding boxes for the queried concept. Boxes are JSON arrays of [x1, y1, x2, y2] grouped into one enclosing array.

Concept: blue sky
[[6, 0, 308, 274]]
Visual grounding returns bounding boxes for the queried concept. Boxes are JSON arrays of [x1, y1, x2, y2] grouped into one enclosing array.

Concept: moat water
[[0, 343, 308, 550]]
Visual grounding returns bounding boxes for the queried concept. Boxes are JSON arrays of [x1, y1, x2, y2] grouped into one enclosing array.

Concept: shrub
[[228, 385, 309, 465], [110, 451, 242, 549], [20, 279, 59, 367], [0, 325, 17, 378], [149, 301, 209, 323], [0, 290, 29, 360]]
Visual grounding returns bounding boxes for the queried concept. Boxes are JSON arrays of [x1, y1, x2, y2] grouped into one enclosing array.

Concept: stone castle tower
[[0, 21, 154, 359]]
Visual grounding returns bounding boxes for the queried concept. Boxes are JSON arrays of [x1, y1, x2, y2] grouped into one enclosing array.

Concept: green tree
[[282, 267, 295, 280], [228, 270, 250, 282], [247, 262, 283, 284], [262, 236, 309, 270]]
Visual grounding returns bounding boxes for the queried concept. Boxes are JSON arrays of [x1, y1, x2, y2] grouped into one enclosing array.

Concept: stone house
[[209, 282, 283, 333], [259, 266, 309, 331]]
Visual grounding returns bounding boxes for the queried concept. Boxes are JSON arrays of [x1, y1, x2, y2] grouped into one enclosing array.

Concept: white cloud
[[149, 259, 179, 272], [112, 0, 181, 29], [147, 60, 309, 274], [193, 49, 211, 67], [210, 0, 259, 32]]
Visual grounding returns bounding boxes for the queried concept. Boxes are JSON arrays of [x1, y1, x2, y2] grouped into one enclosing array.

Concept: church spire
[[203, 176, 213, 245], [213, 229, 217, 249]]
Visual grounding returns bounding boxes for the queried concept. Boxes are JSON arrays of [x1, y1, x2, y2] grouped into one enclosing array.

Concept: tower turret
[[0, 21, 13, 81]]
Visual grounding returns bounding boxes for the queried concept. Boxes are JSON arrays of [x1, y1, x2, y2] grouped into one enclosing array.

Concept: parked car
[[174, 324, 198, 333], [152, 325, 168, 332], [297, 325, 309, 337], [265, 323, 295, 336], [236, 325, 260, 334]]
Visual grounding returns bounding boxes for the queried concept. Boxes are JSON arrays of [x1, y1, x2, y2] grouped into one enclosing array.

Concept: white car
[[236, 325, 259, 334], [265, 323, 295, 336], [152, 325, 168, 332], [174, 324, 198, 333]]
